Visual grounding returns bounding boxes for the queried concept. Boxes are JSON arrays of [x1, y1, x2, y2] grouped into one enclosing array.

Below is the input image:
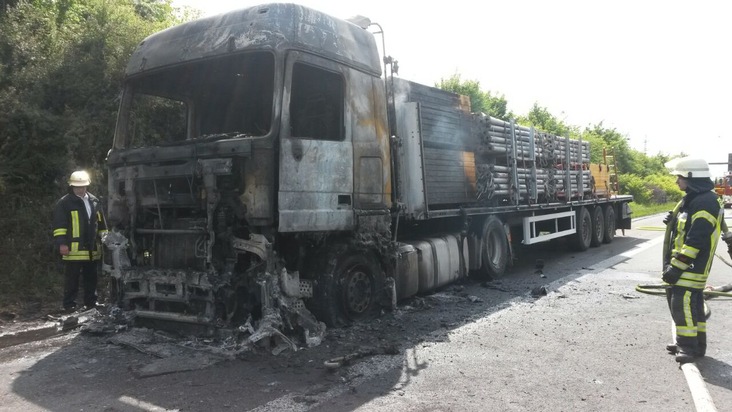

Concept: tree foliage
[[0, 0, 186, 309], [436, 73, 511, 119], [516, 103, 576, 137]]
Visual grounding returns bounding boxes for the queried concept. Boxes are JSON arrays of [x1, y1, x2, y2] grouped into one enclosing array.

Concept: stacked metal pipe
[[552, 170, 593, 194], [472, 113, 593, 203]]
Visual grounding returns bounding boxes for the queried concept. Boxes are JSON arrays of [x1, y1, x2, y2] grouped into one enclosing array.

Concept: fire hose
[[635, 249, 732, 298], [635, 235, 732, 325], [634, 283, 732, 322], [634, 283, 732, 298]]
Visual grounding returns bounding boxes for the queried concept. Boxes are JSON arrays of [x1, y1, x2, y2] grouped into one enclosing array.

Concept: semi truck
[[103, 3, 633, 342]]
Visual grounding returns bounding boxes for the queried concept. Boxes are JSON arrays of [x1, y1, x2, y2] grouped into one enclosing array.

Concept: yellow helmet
[[68, 170, 91, 187], [665, 157, 711, 178]]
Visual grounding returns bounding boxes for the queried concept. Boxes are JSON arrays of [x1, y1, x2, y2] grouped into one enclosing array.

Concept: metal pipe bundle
[[472, 113, 593, 203]]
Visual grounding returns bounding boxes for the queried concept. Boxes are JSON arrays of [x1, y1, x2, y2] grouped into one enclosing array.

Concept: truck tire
[[571, 207, 592, 251], [590, 206, 604, 247], [310, 249, 384, 328], [603, 205, 616, 244], [482, 216, 509, 278]]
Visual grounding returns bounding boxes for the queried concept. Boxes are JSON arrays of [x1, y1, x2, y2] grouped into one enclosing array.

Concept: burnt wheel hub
[[344, 269, 373, 315]]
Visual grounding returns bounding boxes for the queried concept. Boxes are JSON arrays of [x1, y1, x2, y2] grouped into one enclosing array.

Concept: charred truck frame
[[104, 3, 633, 341]]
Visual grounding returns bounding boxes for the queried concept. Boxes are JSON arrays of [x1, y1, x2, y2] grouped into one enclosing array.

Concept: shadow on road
[[697, 356, 732, 392], [8, 232, 653, 411]]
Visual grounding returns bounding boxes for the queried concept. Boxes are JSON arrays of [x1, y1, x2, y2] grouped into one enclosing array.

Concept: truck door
[[279, 52, 353, 232]]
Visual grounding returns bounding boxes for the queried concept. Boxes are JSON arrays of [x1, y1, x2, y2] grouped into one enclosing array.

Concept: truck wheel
[[482, 216, 509, 277], [571, 207, 592, 251], [603, 205, 616, 243], [310, 250, 384, 328], [590, 206, 604, 247]]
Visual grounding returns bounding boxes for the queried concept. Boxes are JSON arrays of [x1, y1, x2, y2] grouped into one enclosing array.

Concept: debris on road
[[134, 353, 222, 378], [324, 344, 400, 370], [530, 285, 549, 297], [481, 281, 511, 292], [0, 307, 104, 349], [0, 323, 59, 349], [535, 259, 546, 277]]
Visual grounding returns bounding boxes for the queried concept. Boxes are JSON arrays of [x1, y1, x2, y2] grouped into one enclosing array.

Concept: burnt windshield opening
[[118, 52, 275, 148]]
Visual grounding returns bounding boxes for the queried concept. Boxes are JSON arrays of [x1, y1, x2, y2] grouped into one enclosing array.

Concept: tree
[[516, 103, 576, 137], [0, 0, 183, 195], [0, 0, 187, 308], [436, 73, 511, 119]]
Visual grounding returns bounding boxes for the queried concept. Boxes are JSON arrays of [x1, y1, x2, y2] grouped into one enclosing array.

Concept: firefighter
[[661, 157, 722, 363], [52, 170, 108, 312]]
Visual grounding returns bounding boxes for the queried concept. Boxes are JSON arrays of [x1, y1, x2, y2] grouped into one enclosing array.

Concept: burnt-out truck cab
[[106, 3, 392, 338], [105, 3, 633, 341]]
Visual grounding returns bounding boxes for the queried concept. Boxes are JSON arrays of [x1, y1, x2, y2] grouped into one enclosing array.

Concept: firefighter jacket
[[665, 178, 722, 289], [52, 191, 108, 261]]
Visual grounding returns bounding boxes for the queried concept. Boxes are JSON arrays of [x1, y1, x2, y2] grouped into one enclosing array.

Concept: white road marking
[[669, 292, 718, 412], [681, 363, 718, 412], [119, 395, 179, 412]]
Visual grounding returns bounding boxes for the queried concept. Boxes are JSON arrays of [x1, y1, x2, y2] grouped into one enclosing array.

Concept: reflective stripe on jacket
[[52, 192, 108, 261], [668, 190, 721, 289]]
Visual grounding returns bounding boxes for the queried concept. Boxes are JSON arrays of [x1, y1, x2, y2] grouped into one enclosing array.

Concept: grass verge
[[629, 201, 676, 219]]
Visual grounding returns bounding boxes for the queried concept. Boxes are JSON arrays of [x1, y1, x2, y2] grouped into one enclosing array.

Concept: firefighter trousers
[[666, 285, 706, 356], [63, 261, 98, 310]]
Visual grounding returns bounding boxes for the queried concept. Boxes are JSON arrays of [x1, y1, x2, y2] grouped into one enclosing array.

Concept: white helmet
[[68, 170, 91, 187], [665, 157, 711, 178]]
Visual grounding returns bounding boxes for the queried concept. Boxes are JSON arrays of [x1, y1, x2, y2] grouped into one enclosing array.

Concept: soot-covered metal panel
[[393, 79, 479, 210], [395, 102, 427, 219], [278, 138, 354, 232], [126, 3, 381, 77]]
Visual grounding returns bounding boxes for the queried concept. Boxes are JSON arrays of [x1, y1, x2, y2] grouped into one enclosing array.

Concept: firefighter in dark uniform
[[52, 170, 108, 312], [662, 157, 723, 363]]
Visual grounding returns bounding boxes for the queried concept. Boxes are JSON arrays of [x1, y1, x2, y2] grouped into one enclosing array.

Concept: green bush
[[620, 174, 652, 204], [644, 174, 683, 203], [0, 0, 187, 314], [0, 195, 62, 310], [620, 173, 682, 205]]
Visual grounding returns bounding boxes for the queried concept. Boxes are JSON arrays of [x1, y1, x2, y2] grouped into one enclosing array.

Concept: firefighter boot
[[675, 349, 697, 364], [666, 343, 678, 354]]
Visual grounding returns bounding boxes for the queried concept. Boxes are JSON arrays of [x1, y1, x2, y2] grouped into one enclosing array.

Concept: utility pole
[[708, 152, 732, 171], [643, 136, 647, 155]]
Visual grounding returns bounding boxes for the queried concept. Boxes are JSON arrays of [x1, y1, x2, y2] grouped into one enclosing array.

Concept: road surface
[[1, 210, 731, 411]]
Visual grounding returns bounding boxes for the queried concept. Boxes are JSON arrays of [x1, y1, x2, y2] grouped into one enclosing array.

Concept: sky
[[172, 0, 732, 176]]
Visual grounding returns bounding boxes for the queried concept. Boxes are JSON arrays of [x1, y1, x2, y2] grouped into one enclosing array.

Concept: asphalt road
[[1, 210, 731, 411]]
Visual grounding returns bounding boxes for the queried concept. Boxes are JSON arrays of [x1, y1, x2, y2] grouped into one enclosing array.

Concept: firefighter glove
[[721, 233, 732, 259], [662, 211, 674, 226], [723, 232, 732, 246], [662, 265, 683, 284]]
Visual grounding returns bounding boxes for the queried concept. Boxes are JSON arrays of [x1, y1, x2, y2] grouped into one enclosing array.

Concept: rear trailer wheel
[[590, 206, 605, 247], [482, 216, 509, 277], [310, 251, 384, 328], [571, 207, 592, 251], [603, 205, 616, 244]]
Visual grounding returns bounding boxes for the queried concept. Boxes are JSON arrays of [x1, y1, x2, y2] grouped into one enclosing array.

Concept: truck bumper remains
[[103, 232, 325, 350]]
